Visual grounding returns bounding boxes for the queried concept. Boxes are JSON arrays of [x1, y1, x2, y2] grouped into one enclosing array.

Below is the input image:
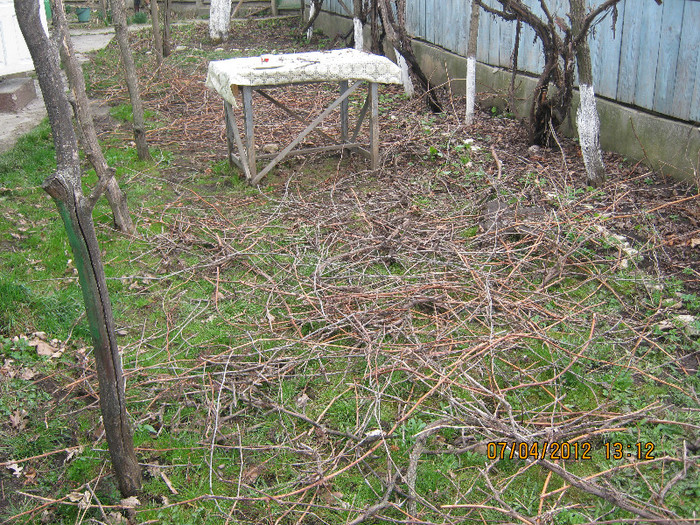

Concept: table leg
[[224, 100, 252, 180], [224, 101, 235, 167], [339, 80, 349, 144], [369, 82, 379, 170], [242, 86, 257, 181]]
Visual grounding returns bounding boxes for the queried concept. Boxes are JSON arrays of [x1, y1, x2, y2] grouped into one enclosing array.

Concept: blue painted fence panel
[[321, 0, 696, 122], [587, 0, 623, 100], [670, 0, 700, 121]]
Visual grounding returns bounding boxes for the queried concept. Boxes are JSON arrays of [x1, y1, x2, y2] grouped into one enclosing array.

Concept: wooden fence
[[322, 0, 700, 124]]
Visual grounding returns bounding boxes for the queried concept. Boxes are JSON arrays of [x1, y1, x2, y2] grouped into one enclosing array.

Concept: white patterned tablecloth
[[206, 49, 403, 106]]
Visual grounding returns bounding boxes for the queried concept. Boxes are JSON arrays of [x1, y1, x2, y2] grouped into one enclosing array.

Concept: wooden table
[[206, 49, 403, 185]]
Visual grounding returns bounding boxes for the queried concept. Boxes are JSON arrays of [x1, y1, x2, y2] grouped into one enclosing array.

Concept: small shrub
[[129, 11, 148, 24]]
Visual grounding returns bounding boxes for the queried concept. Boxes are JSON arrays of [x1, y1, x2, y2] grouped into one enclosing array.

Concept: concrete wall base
[[315, 10, 699, 184], [0, 77, 37, 113]]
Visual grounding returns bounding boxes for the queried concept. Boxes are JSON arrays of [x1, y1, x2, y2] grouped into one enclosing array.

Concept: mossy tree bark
[[14, 0, 141, 497], [112, 0, 151, 160]]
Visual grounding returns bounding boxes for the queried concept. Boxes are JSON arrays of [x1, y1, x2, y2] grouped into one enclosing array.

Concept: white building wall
[[0, 0, 48, 77]]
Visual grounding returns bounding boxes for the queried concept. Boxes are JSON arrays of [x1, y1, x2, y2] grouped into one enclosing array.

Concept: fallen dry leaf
[[242, 464, 265, 484], [64, 446, 84, 464], [6, 463, 23, 477], [19, 368, 36, 381], [120, 496, 141, 508], [296, 392, 311, 410], [9, 409, 27, 430], [22, 466, 37, 485], [67, 491, 89, 503], [106, 512, 128, 525], [34, 341, 56, 357], [1, 360, 17, 379]]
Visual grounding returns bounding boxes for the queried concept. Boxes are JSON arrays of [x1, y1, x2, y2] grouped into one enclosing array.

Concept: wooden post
[[370, 82, 379, 170], [242, 86, 257, 181], [224, 101, 252, 180], [340, 80, 349, 143]]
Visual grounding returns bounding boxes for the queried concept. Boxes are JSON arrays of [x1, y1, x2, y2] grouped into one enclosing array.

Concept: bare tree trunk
[[112, 0, 151, 160], [509, 18, 521, 114], [14, 0, 141, 498], [209, 0, 231, 42], [369, 0, 381, 53], [163, 0, 172, 57], [52, 0, 134, 233], [270, 0, 277, 16], [570, 0, 606, 187], [98, 0, 107, 24], [151, 0, 163, 67], [465, 0, 480, 126]]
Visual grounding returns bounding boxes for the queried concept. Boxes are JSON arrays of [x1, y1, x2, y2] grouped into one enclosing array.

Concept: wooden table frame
[[223, 79, 380, 185]]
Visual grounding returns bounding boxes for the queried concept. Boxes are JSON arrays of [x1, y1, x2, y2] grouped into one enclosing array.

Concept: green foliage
[[129, 11, 148, 24]]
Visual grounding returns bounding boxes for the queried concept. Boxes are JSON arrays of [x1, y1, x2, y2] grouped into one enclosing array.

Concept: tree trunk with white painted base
[[353, 0, 363, 50], [377, 0, 442, 112], [302, 0, 323, 40], [576, 83, 605, 187], [465, 0, 480, 126], [354, 17, 363, 49], [209, 0, 231, 42], [307, 1, 315, 39], [395, 48, 414, 97], [571, 0, 605, 187]]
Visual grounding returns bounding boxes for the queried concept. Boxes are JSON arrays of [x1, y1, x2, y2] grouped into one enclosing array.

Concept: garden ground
[[0, 15, 698, 525]]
